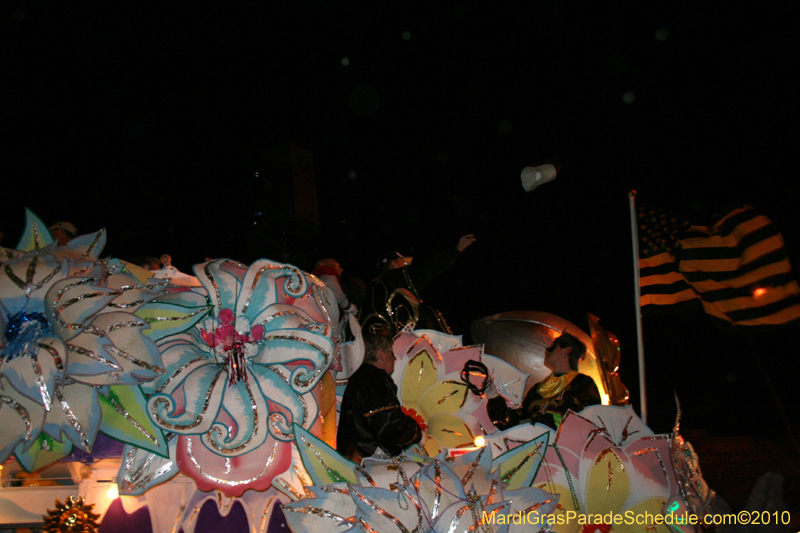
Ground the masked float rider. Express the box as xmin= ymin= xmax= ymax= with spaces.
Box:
xmin=489 ymin=332 xmax=601 ymax=430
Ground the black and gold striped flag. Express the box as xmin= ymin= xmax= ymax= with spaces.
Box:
xmin=638 ymin=205 xmax=800 ymax=329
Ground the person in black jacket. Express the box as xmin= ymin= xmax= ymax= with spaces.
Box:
xmin=489 ymin=332 xmax=601 ymax=430
xmin=336 ymin=334 xmax=423 ymax=462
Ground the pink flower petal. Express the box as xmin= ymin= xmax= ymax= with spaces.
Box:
xmin=218 ymin=308 xmax=234 ymax=324
xmin=250 ymin=325 xmax=264 ymax=341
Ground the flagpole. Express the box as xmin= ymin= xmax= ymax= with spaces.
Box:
xmin=628 ymin=191 xmax=647 ymax=423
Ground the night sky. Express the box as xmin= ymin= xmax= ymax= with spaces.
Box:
xmin=5 ymin=2 xmax=799 ymax=444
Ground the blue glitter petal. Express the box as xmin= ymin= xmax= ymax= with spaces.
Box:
xmin=3 ymin=311 xmax=53 ymax=361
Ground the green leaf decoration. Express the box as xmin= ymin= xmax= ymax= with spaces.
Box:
xmin=14 ymin=434 xmax=72 ymax=472
xmin=293 ymin=424 xmax=358 ymax=486
xmin=135 ymin=298 xmax=211 ymax=342
xmin=99 ymin=385 xmax=169 ymax=457
xmin=493 ymin=431 xmax=550 ymax=490
xmin=16 ymin=208 xmax=54 ymax=251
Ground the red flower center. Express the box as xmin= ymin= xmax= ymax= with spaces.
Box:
xmin=401 ymin=406 xmax=428 ymax=432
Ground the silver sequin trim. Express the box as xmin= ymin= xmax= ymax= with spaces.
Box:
xmin=105 ymin=345 xmax=165 ymax=373
xmin=25 ymin=353 xmax=53 ymax=411
xmin=263 ymin=334 xmax=331 ymax=388
xmin=38 ymin=342 xmax=64 ymax=371
xmin=109 ymin=396 xmax=160 ymax=446
xmin=204 ymin=379 xmax=260 ymax=454
xmin=120 ymin=435 xmax=175 ymax=492
xmin=144 ymin=308 xmax=209 ymax=323
xmin=298 ymin=433 xmax=349 ymax=483
xmin=4 ymin=255 xmax=62 ymax=297
xmin=155 ymin=358 xmax=207 ymax=394
xmin=67 ymin=343 xmax=122 ymax=370
xmin=55 ymin=387 xmax=91 ymax=450
xmin=76 ymin=230 xmax=105 ymax=261
xmin=151 ymin=369 xmax=223 ymax=430
xmin=0 ymin=393 xmax=32 ymax=440
xmin=267 ymin=366 xmax=308 ymax=425
xmin=283 ymin=504 xmax=350 ymax=523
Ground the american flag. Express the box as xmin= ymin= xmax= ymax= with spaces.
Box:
xmin=638 ymin=205 xmax=800 ymax=329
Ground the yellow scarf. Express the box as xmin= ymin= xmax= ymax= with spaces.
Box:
xmin=536 ymin=371 xmax=580 ymax=399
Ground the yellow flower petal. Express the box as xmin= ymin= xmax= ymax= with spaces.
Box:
xmin=586 ymin=448 xmax=630 ymax=516
xmin=418 ymin=380 xmax=468 ymax=419
xmin=426 ymin=414 xmax=474 ymax=449
xmin=402 ymin=348 xmax=438 ymax=405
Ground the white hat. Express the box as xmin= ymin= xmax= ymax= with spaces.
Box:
xmin=521 ymin=164 xmax=557 ymax=192
xmin=49 ymin=221 xmax=78 ymax=235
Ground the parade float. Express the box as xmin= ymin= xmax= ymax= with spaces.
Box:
xmin=1 ymin=210 xmax=715 ymax=533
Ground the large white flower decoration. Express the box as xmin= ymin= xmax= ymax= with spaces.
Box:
xmin=127 ymin=258 xmax=337 ymax=497
xmin=0 ymin=211 xmax=166 ymax=467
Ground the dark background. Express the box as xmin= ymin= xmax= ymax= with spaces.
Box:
xmin=4 ymin=1 xmax=799 ymax=501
